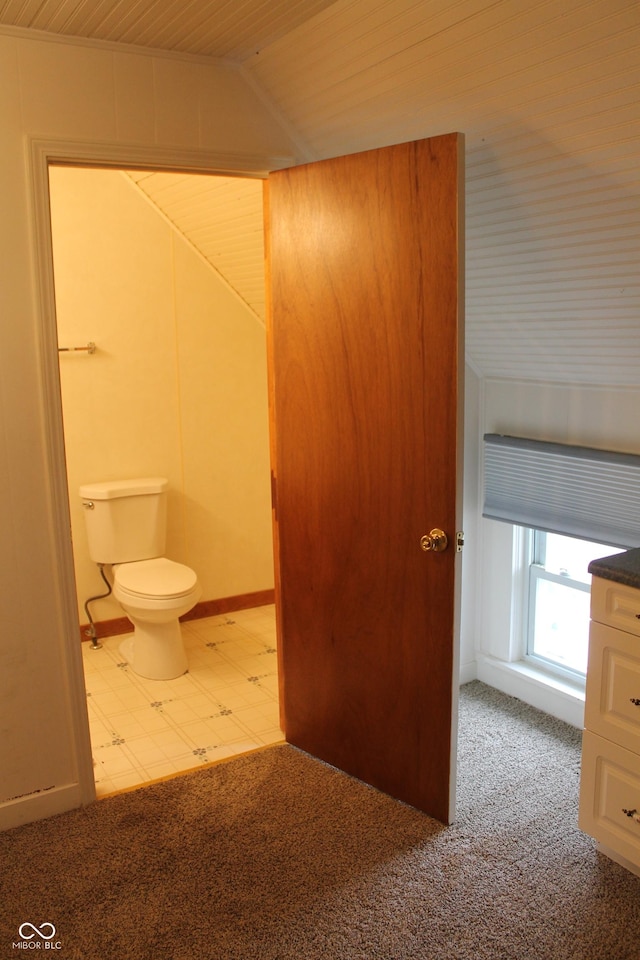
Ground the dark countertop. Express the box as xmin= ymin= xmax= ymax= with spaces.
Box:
xmin=589 ymin=548 xmax=640 ymax=590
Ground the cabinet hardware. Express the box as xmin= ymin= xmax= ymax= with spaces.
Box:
xmin=622 ymin=808 xmax=640 ymax=824
xmin=631 ymin=698 xmax=640 ymax=707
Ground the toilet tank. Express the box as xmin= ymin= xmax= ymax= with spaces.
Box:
xmin=79 ymin=477 xmax=168 ymax=564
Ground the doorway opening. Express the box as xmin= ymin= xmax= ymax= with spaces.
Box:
xmin=48 ymin=162 xmax=282 ymax=797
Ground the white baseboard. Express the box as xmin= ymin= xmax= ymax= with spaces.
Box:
xmin=459 ymin=660 xmax=477 ymax=685
xmin=475 ymin=654 xmax=585 ymax=729
xmin=0 ymin=783 xmax=87 ymax=831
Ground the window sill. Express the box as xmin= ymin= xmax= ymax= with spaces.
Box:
xmin=475 ymin=653 xmax=585 ymax=729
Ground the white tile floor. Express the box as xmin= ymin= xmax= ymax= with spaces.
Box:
xmin=81 ymin=604 xmax=283 ymax=797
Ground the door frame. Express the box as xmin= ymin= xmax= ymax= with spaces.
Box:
xmin=29 ymin=137 xmax=292 ymax=811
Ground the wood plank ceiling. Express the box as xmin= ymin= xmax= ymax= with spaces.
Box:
xmin=2 ymin=0 xmax=638 ymax=385
xmin=0 ymin=0 xmax=338 ymax=58
xmin=126 ymin=170 xmax=266 ymax=322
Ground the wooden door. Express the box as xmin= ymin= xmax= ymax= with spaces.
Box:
xmin=265 ymin=133 xmax=464 ymax=823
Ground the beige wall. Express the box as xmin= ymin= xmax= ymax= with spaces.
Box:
xmin=0 ymin=28 xmax=299 ymax=828
xmin=50 ymin=166 xmax=273 ymax=624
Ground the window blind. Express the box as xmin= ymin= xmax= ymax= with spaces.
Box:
xmin=483 ymin=434 xmax=640 ymax=549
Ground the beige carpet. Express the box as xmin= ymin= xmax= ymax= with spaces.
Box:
xmin=1 ymin=681 xmax=639 ymax=959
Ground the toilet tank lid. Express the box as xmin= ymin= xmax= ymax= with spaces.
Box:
xmin=79 ymin=477 xmax=168 ymax=500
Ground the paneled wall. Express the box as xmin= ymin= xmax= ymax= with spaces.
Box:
xmin=0 ymin=29 xmax=298 ymax=829
xmin=247 ymin=0 xmax=639 ymax=387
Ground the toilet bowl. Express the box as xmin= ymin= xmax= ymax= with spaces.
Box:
xmin=79 ymin=477 xmax=202 ymax=681
xmin=114 ymin=557 xmax=202 ymax=680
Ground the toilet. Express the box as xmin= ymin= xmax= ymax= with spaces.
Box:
xmin=79 ymin=477 xmax=201 ymax=680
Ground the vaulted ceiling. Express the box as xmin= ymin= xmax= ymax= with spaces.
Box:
xmin=4 ymin=0 xmax=638 ymax=385
xmin=125 ymin=169 xmax=267 ymax=322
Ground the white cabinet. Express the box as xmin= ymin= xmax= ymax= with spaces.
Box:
xmin=579 ymin=576 xmax=640 ymax=876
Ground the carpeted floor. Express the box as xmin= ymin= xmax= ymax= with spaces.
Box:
xmin=1 ymin=681 xmax=639 ymax=959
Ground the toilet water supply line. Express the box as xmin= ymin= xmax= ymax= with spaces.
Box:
xmin=83 ymin=563 xmax=112 ymax=650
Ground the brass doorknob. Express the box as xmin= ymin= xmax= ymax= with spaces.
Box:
xmin=420 ymin=529 xmax=448 ymax=552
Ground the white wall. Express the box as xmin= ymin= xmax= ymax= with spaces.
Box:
xmin=475 ymin=377 xmax=640 ymax=725
xmin=0 ymin=28 xmax=299 ymax=829
xmin=50 ymin=166 xmax=273 ymax=625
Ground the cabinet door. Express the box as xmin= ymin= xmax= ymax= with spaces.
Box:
xmin=580 ymin=730 xmax=640 ymax=872
xmin=585 ymin=621 xmax=640 ymax=755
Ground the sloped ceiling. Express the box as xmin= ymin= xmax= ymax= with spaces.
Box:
xmin=3 ymin=0 xmax=639 ymax=385
xmin=126 ymin=170 xmax=266 ymax=322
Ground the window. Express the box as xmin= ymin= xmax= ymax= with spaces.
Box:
xmin=482 ymin=434 xmax=638 ymax=709
xmin=526 ymin=531 xmax=623 ymax=680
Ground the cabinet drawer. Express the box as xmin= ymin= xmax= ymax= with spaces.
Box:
xmin=585 ymin=621 xmax=640 ymax=754
xmin=579 ymin=730 xmax=640 ymax=868
xmin=591 ymin=577 xmax=640 ymax=637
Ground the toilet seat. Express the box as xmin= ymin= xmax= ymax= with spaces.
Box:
xmin=114 ymin=557 xmax=198 ymax=600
